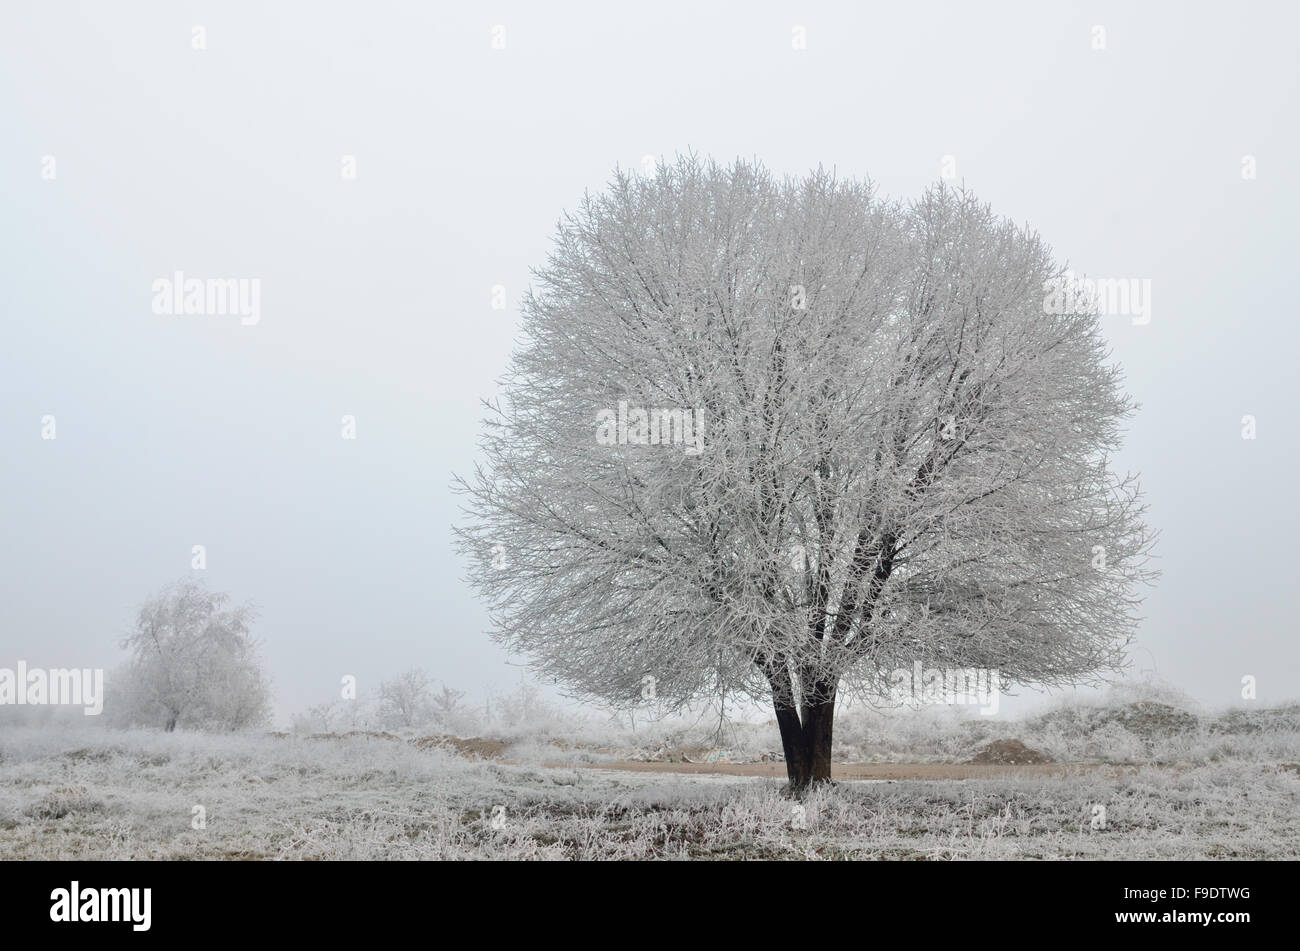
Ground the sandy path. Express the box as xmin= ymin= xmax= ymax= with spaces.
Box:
xmin=543 ymin=760 xmax=1126 ymax=780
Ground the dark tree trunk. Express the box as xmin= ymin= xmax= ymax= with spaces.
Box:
xmin=803 ymin=691 xmax=836 ymax=785
xmin=772 ymin=680 xmax=837 ymax=795
xmin=773 ymin=703 xmax=808 ymax=786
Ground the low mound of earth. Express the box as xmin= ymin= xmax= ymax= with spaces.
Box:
xmin=275 ymin=731 xmax=516 ymax=760
xmin=410 ymin=735 xmax=511 ymax=759
xmin=966 ymin=739 xmax=1054 ymax=765
xmin=1110 ymin=701 xmax=1199 ymax=737
xmin=1033 ymin=701 xmax=1201 ymax=740
xmin=1210 ymin=704 xmax=1300 ymax=735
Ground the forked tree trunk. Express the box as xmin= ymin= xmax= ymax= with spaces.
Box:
xmin=773 ymin=681 xmax=837 ymax=795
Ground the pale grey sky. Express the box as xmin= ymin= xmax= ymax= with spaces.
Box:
xmin=2 ymin=1 xmax=1297 ymax=722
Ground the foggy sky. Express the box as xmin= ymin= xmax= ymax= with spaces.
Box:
xmin=2 ymin=1 xmax=1297 ymax=722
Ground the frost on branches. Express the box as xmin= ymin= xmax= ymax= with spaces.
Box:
xmin=455 ymin=157 xmax=1156 ymax=792
xmin=112 ymin=578 xmax=272 ymax=733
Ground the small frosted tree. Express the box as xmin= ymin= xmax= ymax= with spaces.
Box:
xmin=428 ymin=682 xmax=467 ymax=729
xmin=456 ymin=157 xmax=1155 ymax=792
xmin=116 ymin=578 xmax=272 ymax=732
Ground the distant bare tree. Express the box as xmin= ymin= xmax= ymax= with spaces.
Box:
xmin=290 ymin=700 xmax=343 ymax=734
xmin=378 ymin=668 xmax=432 ymax=729
xmin=456 ymin=157 xmax=1156 ymax=792
xmin=428 ymin=682 xmax=466 ymax=726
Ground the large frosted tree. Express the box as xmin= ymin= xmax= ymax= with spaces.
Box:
xmin=456 ymin=157 xmax=1154 ymax=791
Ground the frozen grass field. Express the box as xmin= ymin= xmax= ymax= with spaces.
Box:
xmin=3 ymin=688 xmax=1297 ymax=860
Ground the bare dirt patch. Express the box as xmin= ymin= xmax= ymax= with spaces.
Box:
xmin=544 ymin=759 xmax=1107 ymax=781
xmin=412 ymin=735 xmax=510 ymax=759
xmin=966 ymin=738 xmax=1054 ymax=765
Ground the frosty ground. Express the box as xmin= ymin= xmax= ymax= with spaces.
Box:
xmin=2 ymin=688 xmax=1296 ymax=860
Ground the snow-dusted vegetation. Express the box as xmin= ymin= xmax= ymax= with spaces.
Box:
xmin=3 ymin=685 xmax=1295 ymax=860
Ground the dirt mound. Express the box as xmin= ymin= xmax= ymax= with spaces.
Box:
xmin=1210 ymin=704 xmax=1300 ymax=736
xmin=967 ymin=738 xmax=1053 ymax=765
xmin=411 ymin=735 xmax=510 ymax=760
xmin=1030 ymin=700 xmax=1201 ymax=744
xmin=1110 ymin=702 xmax=1199 ymax=738
xmin=670 ymin=745 xmax=717 ymax=763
